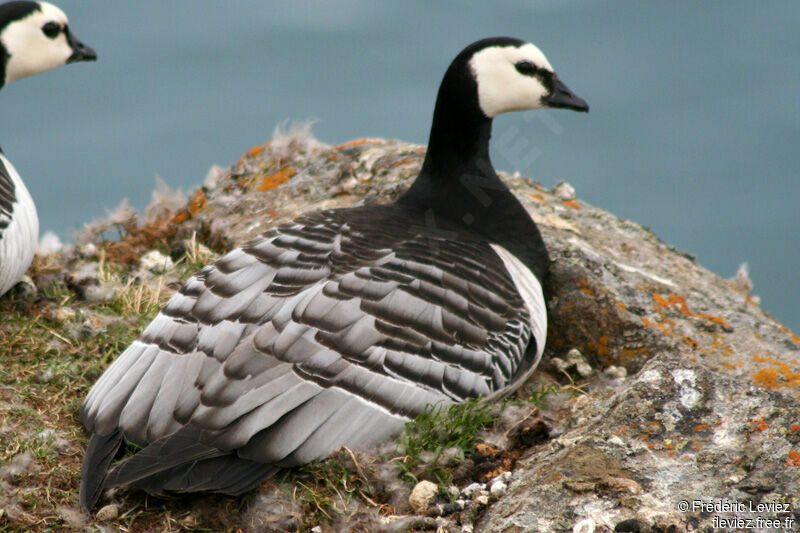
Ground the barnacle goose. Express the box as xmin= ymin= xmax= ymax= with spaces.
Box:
xmin=79 ymin=36 xmax=588 ymax=511
xmin=0 ymin=1 xmax=95 ymax=296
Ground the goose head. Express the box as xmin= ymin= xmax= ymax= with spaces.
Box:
xmin=465 ymin=36 xmax=588 ymax=117
xmin=0 ymin=1 xmax=96 ymax=89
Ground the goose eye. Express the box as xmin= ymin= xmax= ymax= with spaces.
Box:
xmin=514 ymin=61 xmax=538 ymax=76
xmin=42 ymin=22 xmax=61 ymax=39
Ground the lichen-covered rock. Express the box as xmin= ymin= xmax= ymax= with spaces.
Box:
xmin=168 ymin=132 xmax=800 ymax=531
xmin=478 ymin=354 xmax=800 ymax=531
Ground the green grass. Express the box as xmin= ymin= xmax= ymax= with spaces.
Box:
xmin=397 ymin=398 xmax=496 ymax=485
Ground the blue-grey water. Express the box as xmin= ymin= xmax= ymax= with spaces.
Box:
xmin=1 ymin=1 xmax=798 ymax=331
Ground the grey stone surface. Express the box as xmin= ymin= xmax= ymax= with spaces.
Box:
xmin=177 ymin=134 xmax=799 ymax=532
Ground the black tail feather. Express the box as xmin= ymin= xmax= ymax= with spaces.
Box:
xmin=104 ymin=426 xmax=224 ymax=489
xmin=80 ymin=431 xmax=123 ymax=512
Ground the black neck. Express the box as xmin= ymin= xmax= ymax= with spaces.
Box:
xmin=397 ymin=71 xmax=551 ymax=282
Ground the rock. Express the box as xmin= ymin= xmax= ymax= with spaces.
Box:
xmin=53 ymin=306 xmax=77 ymax=322
xmin=167 ymin=137 xmax=799 ymax=531
xmin=9 ymin=275 xmax=37 ymax=301
xmin=488 ymin=478 xmax=507 ymax=497
xmin=139 ymin=250 xmax=174 ymax=273
xmin=552 ymin=347 xmax=594 ymax=378
xmin=552 ymin=181 xmax=576 ymax=200
xmin=603 ymin=365 xmax=627 ymax=379
xmin=95 ymin=504 xmax=118 ymax=521
xmin=408 ymin=480 xmax=438 ymax=514
xmin=461 ymin=482 xmax=486 ymax=501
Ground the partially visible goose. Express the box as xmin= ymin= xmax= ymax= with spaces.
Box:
xmin=80 ymin=36 xmax=588 ymax=511
xmin=0 ymin=1 xmax=96 ymax=296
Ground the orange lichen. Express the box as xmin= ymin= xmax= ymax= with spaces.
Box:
xmin=752 ymin=354 xmax=800 ymax=389
xmin=786 ymin=450 xmax=800 ymax=467
xmin=529 ymin=193 xmax=545 ymax=203
xmin=790 ymin=425 xmax=800 ymax=434
xmin=617 ymin=301 xmax=627 ymax=310
xmin=171 ymin=211 xmax=189 ymax=224
xmin=187 ymin=189 xmax=208 ymax=215
xmin=392 ymin=157 xmax=413 ymax=167
xmin=475 ymin=443 xmax=498 ymax=456
xmin=246 ymin=143 xmax=267 ymax=158
xmin=579 ymin=279 xmax=593 ymax=295
xmin=642 ymin=317 xmax=671 ymax=335
xmin=170 ymin=189 xmax=208 ymax=225
xmin=684 ymin=337 xmax=698 ymax=348
xmin=652 ymin=293 xmax=692 ymax=315
xmin=777 ymin=325 xmax=800 ymax=345
xmin=562 ymin=199 xmax=581 ymax=209
xmin=694 ymin=424 xmax=710 ymax=433
xmin=335 ymin=138 xmax=383 ymax=149
xmin=697 ymin=312 xmax=729 ymax=326
xmin=257 ymin=167 xmax=295 ymax=191
xmin=651 ymin=292 xmax=730 ymax=328
xmin=750 ymin=419 xmax=769 ymax=432
xmin=588 ymin=336 xmax=610 ymax=359
xmin=753 ymin=368 xmax=781 ymax=389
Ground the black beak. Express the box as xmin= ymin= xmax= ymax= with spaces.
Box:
xmin=66 ymin=28 xmax=97 ymax=63
xmin=544 ymin=76 xmax=588 ymax=113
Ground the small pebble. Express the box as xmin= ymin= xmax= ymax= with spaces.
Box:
xmin=604 ymin=365 xmax=627 ymax=379
xmin=552 ymin=181 xmax=576 ymax=200
xmin=489 ymin=479 xmax=507 ymax=496
xmin=461 ymin=482 xmax=485 ymax=498
xmin=573 ymin=517 xmax=596 ymax=533
xmin=54 ymin=307 xmax=77 ymax=322
xmin=408 ymin=480 xmax=438 ymax=513
xmin=96 ymin=504 xmax=119 ymax=522
xmin=139 ymin=250 xmax=174 ymax=273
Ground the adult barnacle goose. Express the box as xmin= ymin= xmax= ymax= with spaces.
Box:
xmin=0 ymin=1 xmax=96 ymax=296
xmin=80 ymin=36 xmax=588 ymax=511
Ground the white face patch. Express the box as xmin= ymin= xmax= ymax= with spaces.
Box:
xmin=2 ymin=2 xmax=73 ymax=84
xmin=469 ymin=43 xmax=554 ymax=118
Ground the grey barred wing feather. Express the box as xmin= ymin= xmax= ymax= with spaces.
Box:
xmin=79 ymin=208 xmax=538 ymax=510
xmin=0 ymin=154 xmax=15 ymax=241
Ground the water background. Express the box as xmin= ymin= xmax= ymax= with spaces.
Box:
xmin=1 ymin=1 xmax=798 ymax=331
